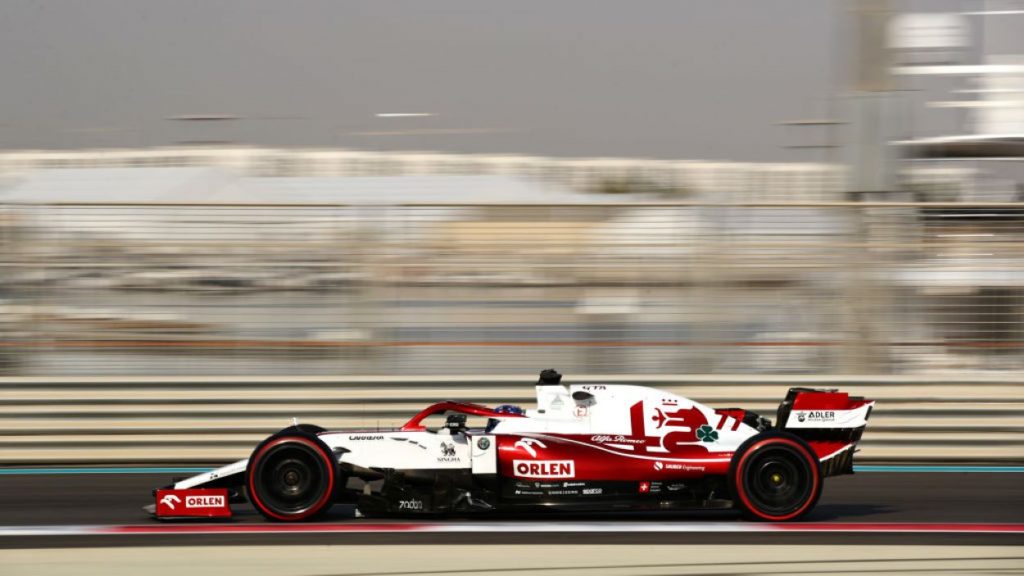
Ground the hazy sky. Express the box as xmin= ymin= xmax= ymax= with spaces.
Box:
xmin=1 ymin=1 xmax=1020 ymax=160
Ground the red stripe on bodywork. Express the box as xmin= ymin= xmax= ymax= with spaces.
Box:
xmin=629 ymin=401 xmax=645 ymax=437
xmin=806 ymin=440 xmax=854 ymax=460
xmin=401 ymin=401 xmax=525 ymax=431
xmin=714 ymin=409 xmax=746 ymax=431
xmin=496 ymin=434 xmax=730 ymax=480
xmin=791 ymin=392 xmax=870 ymax=411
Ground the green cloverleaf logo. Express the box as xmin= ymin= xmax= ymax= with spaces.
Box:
xmin=696 ymin=425 xmax=718 ymax=443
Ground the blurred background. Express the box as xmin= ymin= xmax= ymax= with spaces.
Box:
xmin=0 ymin=0 xmax=1022 ymax=464
xmin=1 ymin=5 xmax=1024 ymax=576
xmin=0 ymin=157 xmax=1022 ymax=378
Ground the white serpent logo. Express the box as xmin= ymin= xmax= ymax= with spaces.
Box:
xmin=514 ymin=438 xmax=547 ymax=458
xmin=159 ymin=494 xmax=181 ymax=510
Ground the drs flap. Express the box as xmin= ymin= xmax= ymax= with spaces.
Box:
xmin=155 ymin=488 xmax=231 ymax=518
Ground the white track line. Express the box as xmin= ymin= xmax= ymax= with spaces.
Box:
xmin=0 ymin=521 xmax=1022 ymax=537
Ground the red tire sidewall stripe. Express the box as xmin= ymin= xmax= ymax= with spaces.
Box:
xmin=248 ymin=436 xmax=336 ymax=521
xmin=734 ymin=437 xmax=820 ymax=522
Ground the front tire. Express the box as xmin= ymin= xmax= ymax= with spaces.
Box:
xmin=246 ymin=435 xmax=336 ymax=522
xmin=728 ymin=432 xmax=821 ymax=521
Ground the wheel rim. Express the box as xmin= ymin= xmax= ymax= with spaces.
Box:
xmin=741 ymin=444 xmax=814 ymax=517
xmin=253 ymin=442 xmax=330 ymax=516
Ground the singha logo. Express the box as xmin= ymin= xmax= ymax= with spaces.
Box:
xmin=437 ymin=441 xmax=459 ymax=463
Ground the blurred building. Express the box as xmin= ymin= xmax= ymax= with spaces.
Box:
xmin=0 ymin=147 xmax=1021 ymax=378
xmin=0 ymin=146 xmax=844 ymax=202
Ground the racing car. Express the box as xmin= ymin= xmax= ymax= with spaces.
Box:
xmin=151 ymin=369 xmax=874 ymax=522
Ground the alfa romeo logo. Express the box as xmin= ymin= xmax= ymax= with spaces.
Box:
xmin=696 ymin=425 xmax=718 ymax=443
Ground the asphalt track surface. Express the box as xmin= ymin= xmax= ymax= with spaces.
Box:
xmin=0 ymin=471 xmax=1022 ymax=548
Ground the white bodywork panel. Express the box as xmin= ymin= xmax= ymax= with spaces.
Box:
xmin=322 ymin=428 xmax=472 ymax=470
xmin=785 ymin=404 xmax=873 ymax=429
xmin=470 ymin=435 xmax=497 ymax=474
xmin=174 ymin=383 xmax=759 ymax=489
xmin=175 ymin=459 xmax=248 ymax=489
xmin=498 ymin=384 xmax=758 ymax=455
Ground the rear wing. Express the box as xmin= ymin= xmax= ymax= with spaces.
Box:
xmin=776 ymin=388 xmax=875 ymax=477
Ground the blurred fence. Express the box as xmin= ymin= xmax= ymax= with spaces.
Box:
xmin=1 ymin=201 xmax=1023 ymax=376
xmin=0 ymin=374 xmax=1020 ymax=464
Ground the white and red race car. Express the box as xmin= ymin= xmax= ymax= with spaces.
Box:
xmin=152 ymin=370 xmax=874 ymax=522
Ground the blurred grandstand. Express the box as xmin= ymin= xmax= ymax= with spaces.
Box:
xmin=0 ymin=147 xmax=1021 ymax=377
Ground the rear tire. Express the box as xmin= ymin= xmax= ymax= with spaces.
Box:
xmin=246 ymin=435 xmax=336 ymax=522
xmin=728 ymin=432 xmax=821 ymax=522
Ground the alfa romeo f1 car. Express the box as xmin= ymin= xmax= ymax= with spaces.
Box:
xmin=151 ymin=369 xmax=874 ymax=522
